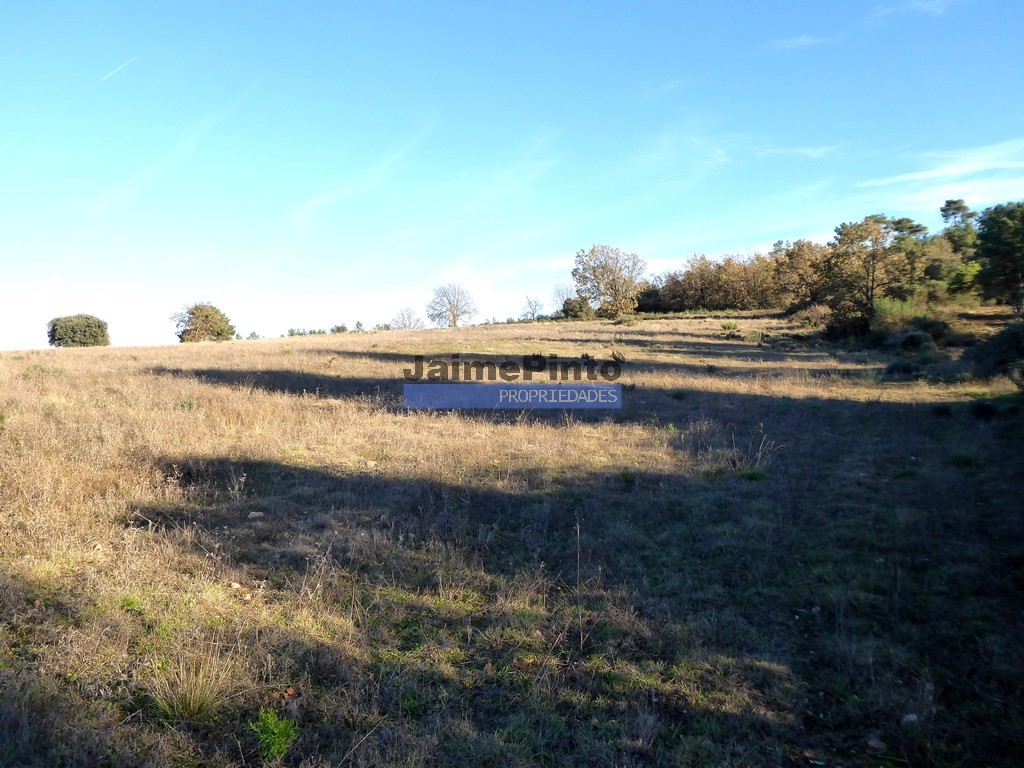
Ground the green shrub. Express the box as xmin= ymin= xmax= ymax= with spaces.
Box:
xmin=873 ymin=298 xmax=923 ymax=331
xmin=825 ymin=310 xmax=870 ymax=340
xmin=885 ymin=360 xmax=922 ymax=377
xmin=561 ymin=297 xmax=596 ymax=320
xmin=949 ymin=260 xmax=983 ymax=293
xmin=911 ymin=317 xmax=951 ymax=343
xmin=971 ymin=321 xmax=1024 ymax=390
xmin=172 ymin=304 xmax=235 ymax=343
xmin=789 ymin=303 xmax=832 ymax=328
xmin=899 ymin=330 xmax=938 ymax=354
xmin=249 ymin=708 xmax=299 ymax=763
xmin=46 ymin=314 xmax=110 ymax=347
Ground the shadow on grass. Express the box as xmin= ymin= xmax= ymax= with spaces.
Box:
xmin=5 ymin=378 xmax=1024 ymax=764
xmin=127 ymin=378 xmax=1024 ymax=767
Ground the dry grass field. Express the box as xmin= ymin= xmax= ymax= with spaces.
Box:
xmin=1 ymin=310 xmax=1021 ymax=767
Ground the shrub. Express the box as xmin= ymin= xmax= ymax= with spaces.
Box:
xmin=886 ymin=360 xmax=923 ymax=378
xmin=898 ymin=330 xmax=938 ymax=354
xmin=788 ymin=303 xmax=831 ymax=328
xmin=873 ymin=298 xmax=922 ymax=331
xmin=971 ymin=321 xmax=1024 ymax=390
xmin=561 ymin=297 xmax=596 ymax=320
xmin=249 ymin=708 xmax=299 ymax=763
xmin=172 ymin=304 xmax=235 ymax=343
xmin=824 ymin=310 xmax=870 ymax=340
xmin=46 ymin=314 xmax=110 ymax=347
xmin=911 ymin=317 xmax=951 ymax=344
xmin=949 ymin=260 xmax=982 ymax=293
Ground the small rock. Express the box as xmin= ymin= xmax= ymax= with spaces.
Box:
xmin=247 ymin=511 xmax=264 ymax=520
xmin=867 ymin=736 xmax=887 ymax=752
xmin=229 ymin=582 xmax=242 ymax=589
xmin=901 ymin=713 xmax=920 ymax=727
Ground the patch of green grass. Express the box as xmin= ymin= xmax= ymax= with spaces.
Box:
xmin=249 ymin=708 xmax=299 ymax=763
xmin=119 ymin=595 xmax=146 ymax=616
xmin=20 ymin=363 xmax=65 ymax=379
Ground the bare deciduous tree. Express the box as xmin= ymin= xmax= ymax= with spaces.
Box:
xmin=521 ymin=296 xmax=544 ymax=321
xmin=552 ymin=282 xmax=574 ymax=307
xmin=391 ymin=307 xmax=426 ymax=330
xmin=426 ymin=284 xmax=477 ymax=328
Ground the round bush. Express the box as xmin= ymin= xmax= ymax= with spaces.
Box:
xmin=899 ymin=330 xmax=938 ymax=354
xmin=47 ymin=314 xmax=110 ymax=347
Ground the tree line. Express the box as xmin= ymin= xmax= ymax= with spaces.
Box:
xmin=613 ymin=199 xmax=1022 ymax=336
xmin=43 ymin=198 xmax=1022 ymax=347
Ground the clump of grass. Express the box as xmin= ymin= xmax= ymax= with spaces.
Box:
xmin=178 ymin=398 xmax=198 ymax=410
xmin=719 ymin=321 xmax=742 ymax=340
xmin=142 ymin=637 xmax=243 ymax=723
xmin=249 ymin=708 xmax=299 ymax=763
xmin=20 ymin=363 xmax=65 ymax=379
xmin=120 ymin=595 xmax=146 ymax=616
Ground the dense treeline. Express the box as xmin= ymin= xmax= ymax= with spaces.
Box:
xmin=633 ymin=199 xmax=1022 ymax=336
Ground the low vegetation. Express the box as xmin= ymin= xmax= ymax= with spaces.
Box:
xmin=0 ymin=310 xmax=1021 ymax=766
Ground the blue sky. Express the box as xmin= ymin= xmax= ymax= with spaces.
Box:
xmin=2 ymin=0 xmax=1022 ymax=349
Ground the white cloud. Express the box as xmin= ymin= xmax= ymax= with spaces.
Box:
xmin=856 ymin=137 xmax=1024 ymax=188
xmin=762 ymin=34 xmax=836 ymax=53
xmin=870 ymin=0 xmax=971 ymax=18
xmin=89 ymin=87 xmax=254 ymax=215
xmin=639 ymin=76 xmax=701 ymax=101
xmin=754 ymin=144 xmax=840 ymax=160
xmin=88 ymin=55 xmax=139 ymax=89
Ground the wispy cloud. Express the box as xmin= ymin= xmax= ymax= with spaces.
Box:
xmin=856 ymin=137 xmax=1024 ymax=188
xmin=854 ymin=137 xmax=1024 ymax=214
xmin=755 ymin=144 xmax=841 ymax=160
xmin=870 ymin=0 xmax=969 ymax=18
xmin=89 ymin=85 xmax=255 ymax=214
xmin=288 ymin=128 xmax=432 ymax=231
xmin=639 ymin=76 xmax=701 ymax=102
xmin=88 ymin=55 xmax=138 ymax=90
xmin=632 ymin=128 xmax=729 ymax=170
xmin=762 ymin=34 xmax=837 ymax=53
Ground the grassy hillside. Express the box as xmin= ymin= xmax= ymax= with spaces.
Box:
xmin=1 ymin=311 xmax=1021 ymax=767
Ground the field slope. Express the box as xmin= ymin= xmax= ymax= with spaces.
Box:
xmin=1 ymin=312 xmax=1021 ymax=767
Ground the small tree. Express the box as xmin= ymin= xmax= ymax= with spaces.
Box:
xmin=977 ymin=201 xmax=1024 ymax=314
xmin=47 ymin=314 xmax=110 ymax=347
xmin=571 ymin=245 xmax=647 ymax=317
xmin=561 ymin=297 xmax=596 ymax=319
xmin=426 ymin=284 xmax=477 ymax=328
xmin=821 ymin=215 xmax=921 ymax=334
xmin=941 ymin=199 xmax=979 ymax=259
xmin=552 ymin=282 xmax=574 ymax=308
xmin=391 ymin=307 xmax=425 ymax=330
xmin=521 ymin=296 xmax=544 ymax=321
xmin=172 ymin=303 xmax=235 ymax=343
